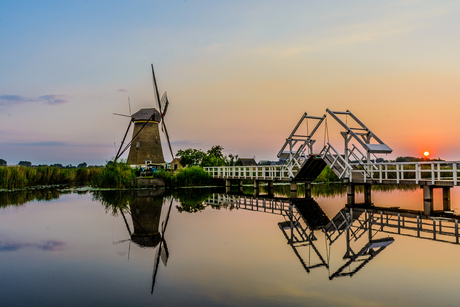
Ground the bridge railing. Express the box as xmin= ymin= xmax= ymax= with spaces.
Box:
xmin=203 ymin=165 xmax=292 ymax=180
xmin=363 ymin=161 xmax=460 ymax=184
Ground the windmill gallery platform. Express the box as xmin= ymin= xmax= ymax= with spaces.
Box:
xmin=204 ymin=109 xmax=460 ymax=214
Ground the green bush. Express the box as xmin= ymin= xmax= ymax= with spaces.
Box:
xmin=314 ymin=166 xmax=340 ymax=183
xmin=90 ymin=161 xmax=136 ymax=188
xmin=174 ymin=166 xmax=212 ymax=187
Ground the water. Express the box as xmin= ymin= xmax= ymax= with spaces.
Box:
xmin=1 ymin=185 xmax=460 ymax=306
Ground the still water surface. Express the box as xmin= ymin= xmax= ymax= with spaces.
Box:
xmin=1 ymin=185 xmax=460 ymax=306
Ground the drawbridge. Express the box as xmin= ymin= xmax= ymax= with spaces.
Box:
xmin=204 ymin=109 xmax=460 ymax=209
xmin=205 ymin=109 xmax=460 ymax=186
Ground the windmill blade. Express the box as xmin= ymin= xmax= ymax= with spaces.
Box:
xmin=161 ymin=239 xmax=169 ymax=266
xmin=128 ymin=97 xmax=132 ymax=116
xmin=151 ymin=198 xmax=174 ymax=294
xmin=161 ymin=92 xmax=169 ymax=117
xmin=161 ymin=120 xmax=174 ymax=159
xmin=151 ymin=64 xmax=163 ymax=112
xmin=113 ymin=113 xmax=131 ymax=118
xmin=115 ymin=121 xmax=132 ymax=161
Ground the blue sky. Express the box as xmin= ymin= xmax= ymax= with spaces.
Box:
xmin=1 ymin=1 xmax=460 ymax=165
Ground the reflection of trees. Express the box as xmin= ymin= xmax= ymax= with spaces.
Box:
xmin=172 ymin=188 xmax=222 ymax=213
xmin=0 ymin=189 xmax=65 ymax=208
xmin=273 ymin=183 xmax=418 ymax=198
xmin=91 ymin=190 xmax=138 ymax=215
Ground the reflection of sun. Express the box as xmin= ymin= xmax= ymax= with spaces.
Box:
xmin=424 ymin=151 xmax=430 ymax=157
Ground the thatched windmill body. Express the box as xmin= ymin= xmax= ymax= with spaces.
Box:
xmin=114 ymin=64 xmax=174 ymax=167
xmin=126 ymin=108 xmax=164 ymax=166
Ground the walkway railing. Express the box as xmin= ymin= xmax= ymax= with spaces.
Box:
xmin=203 ymin=165 xmax=293 ymax=181
xmin=203 ymin=156 xmax=460 ymax=186
xmin=356 ymin=161 xmax=460 ymax=185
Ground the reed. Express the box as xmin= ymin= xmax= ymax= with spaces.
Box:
xmin=90 ymin=161 xmax=136 ymax=188
xmin=0 ymin=166 xmax=104 ymax=189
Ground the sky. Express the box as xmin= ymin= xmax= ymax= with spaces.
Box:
xmin=1 ymin=0 xmax=460 ymax=165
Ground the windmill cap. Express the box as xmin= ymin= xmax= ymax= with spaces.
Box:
xmin=131 ymin=108 xmax=161 ymax=122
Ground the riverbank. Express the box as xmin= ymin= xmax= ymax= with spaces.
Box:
xmin=0 ymin=163 xmax=340 ymax=190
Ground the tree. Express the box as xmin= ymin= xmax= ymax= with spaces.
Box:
xmin=176 ymin=145 xmax=236 ymax=167
xmin=176 ymin=148 xmax=206 ymax=166
xmin=207 ymin=145 xmax=224 ymax=159
xmin=201 ymin=145 xmax=227 ymax=167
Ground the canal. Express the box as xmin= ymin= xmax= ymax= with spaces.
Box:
xmin=0 ymin=185 xmax=459 ymax=306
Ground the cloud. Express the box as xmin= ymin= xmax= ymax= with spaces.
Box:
xmin=7 ymin=141 xmax=67 ymax=146
xmin=0 ymin=95 xmax=34 ymax=105
xmin=118 ymin=89 xmax=128 ymax=92
xmin=0 ymin=240 xmax=66 ymax=252
xmin=38 ymin=95 xmax=68 ymax=105
xmin=0 ymin=94 xmax=68 ymax=106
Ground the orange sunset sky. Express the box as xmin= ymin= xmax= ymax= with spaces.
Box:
xmin=1 ymin=1 xmax=459 ymax=164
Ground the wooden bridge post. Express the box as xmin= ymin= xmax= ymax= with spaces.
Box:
xmin=423 ymin=185 xmax=434 ymax=215
xmin=347 ymin=184 xmax=355 ymax=205
xmin=239 ymin=180 xmax=243 ymax=193
xmin=443 ymin=187 xmax=451 ymax=211
xmin=225 ymin=179 xmax=231 ymax=193
xmin=254 ymin=180 xmax=260 ymax=196
xmin=304 ymin=182 xmax=312 ymax=198
xmin=268 ymin=181 xmax=274 ymax=197
xmin=290 ymin=182 xmax=297 ymax=199
xmin=364 ymin=184 xmax=372 ymax=204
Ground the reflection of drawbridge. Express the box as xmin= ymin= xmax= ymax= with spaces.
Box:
xmin=206 ymin=194 xmax=330 ymax=273
xmin=278 ymin=204 xmax=329 ymax=273
xmin=206 ymin=193 xmax=399 ymax=280
xmin=114 ymin=190 xmax=173 ymax=293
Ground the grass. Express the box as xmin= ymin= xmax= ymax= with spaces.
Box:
xmin=151 ymin=166 xmax=214 ymax=187
xmin=0 ymin=166 xmax=103 ymax=189
xmin=0 ymin=162 xmax=215 ymax=190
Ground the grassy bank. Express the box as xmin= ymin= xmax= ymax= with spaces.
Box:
xmin=0 ymin=163 xmax=343 ymax=190
xmin=150 ymin=166 xmax=214 ymax=187
xmin=0 ymin=163 xmax=213 ymax=190
xmin=0 ymin=166 xmax=103 ymax=189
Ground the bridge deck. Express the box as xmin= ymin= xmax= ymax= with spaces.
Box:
xmin=204 ymin=158 xmax=460 ymax=186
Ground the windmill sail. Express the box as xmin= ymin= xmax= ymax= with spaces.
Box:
xmin=151 ymin=64 xmax=174 ymax=159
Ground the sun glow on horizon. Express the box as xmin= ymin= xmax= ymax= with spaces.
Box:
xmin=424 ymin=151 xmax=430 ymax=157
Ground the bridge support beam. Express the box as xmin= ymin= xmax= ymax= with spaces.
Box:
xmin=423 ymin=186 xmax=434 ymax=215
xmin=268 ymin=181 xmax=274 ymax=197
xmin=443 ymin=187 xmax=451 ymax=211
xmin=364 ymin=184 xmax=372 ymax=204
xmin=304 ymin=182 xmax=312 ymax=198
xmin=290 ymin=182 xmax=297 ymax=199
xmin=239 ymin=180 xmax=243 ymax=193
xmin=347 ymin=184 xmax=355 ymax=205
xmin=254 ymin=180 xmax=260 ymax=196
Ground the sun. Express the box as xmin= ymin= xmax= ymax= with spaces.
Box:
xmin=424 ymin=151 xmax=430 ymax=157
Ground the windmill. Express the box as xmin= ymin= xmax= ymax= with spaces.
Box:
xmin=114 ymin=64 xmax=174 ymax=167
xmin=113 ymin=191 xmax=173 ymax=293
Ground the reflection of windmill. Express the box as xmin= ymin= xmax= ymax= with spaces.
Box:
xmin=115 ymin=190 xmax=173 ymax=293
xmin=114 ymin=64 xmax=174 ymax=166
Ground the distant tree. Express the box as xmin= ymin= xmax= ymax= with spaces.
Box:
xmin=228 ymin=154 xmax=239 ymax=166
xmin=201 ymin=145 xmax=228 ymax=167
xmin=176 ymin=149 xmax=206 ymax=167
xmin=207 ymin=145 xmax=225 ymax=160
xmin=77 ymin=162 xmax=87 ymax=168
xmin=18 ymin=161 xmax=32 ymax=167
xmin=0 ymin=159 xmax=6 ymax=166
xmin=176 ymin=145 xmax=236 ymax=167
